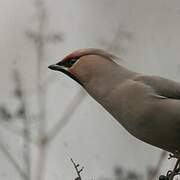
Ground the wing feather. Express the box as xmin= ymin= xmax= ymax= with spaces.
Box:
xmin=133 ymin=75 xmax=180 ymax=99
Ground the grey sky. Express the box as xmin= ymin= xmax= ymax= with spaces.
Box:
xmin=0 ymin=0 xmax=180 ymax=179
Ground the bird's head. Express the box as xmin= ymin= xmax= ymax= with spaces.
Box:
xmin=48 ymin=48 xmax=118 ymax=86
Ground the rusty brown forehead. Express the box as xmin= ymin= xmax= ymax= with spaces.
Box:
xmin=61 ymin=49 xmax=97 ymax=62
xmin=56 ymin=48 xmax=117 ymax=65
xmin=55 ymin=50 xmax=81 ymax=65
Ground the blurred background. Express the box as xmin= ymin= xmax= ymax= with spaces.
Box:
xmin=0 ymin=0 xmax=180 ymax=179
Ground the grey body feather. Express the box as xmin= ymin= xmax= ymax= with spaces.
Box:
xmin=82 ymin=58 xmax=180 ymax=153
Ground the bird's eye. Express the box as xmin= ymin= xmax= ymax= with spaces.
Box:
xmin=65 ymin=58 xmax=78 ymax=67
xmin=69 ymin=59 xmax=77 ymax=65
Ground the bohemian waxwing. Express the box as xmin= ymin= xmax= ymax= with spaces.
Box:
xmin=49 ymin=48 xmax=180 ymax=153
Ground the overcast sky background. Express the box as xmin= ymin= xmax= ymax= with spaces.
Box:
xmin=0 ymin=0 xmax=180 ymax=179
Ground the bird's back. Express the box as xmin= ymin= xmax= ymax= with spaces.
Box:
xmin=86 ymin=71 xmax=180 ymax=153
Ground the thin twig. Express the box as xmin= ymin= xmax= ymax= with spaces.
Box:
xmin=0 ymin=120 xmax=25 ymax=137
xmin=0 ymin=120 xmax=36 ymax=144
xmin=71 ymin=158 xmax=84 ymax=180
xmin=13 ymin=68 xmax=32 ymax=180
xmin=148 ymin=151 xmax=167 ymax=180
xmin=169 ymin=159 xmax=180 ymax=180
xmin=0 ymin=140 xmax=27 ymax=179
xmin=29 ymin=0 xmax=62 ymax=179
xmin=43 ymin=90 xmax=86 ymax=144
xmin=22 ymin=101 xmax=31 ymax=180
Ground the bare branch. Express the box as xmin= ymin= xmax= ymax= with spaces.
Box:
xmin=0 ymin=140 xmax=27 ymax=180
xmin=35 ymin=144 xmax=47 ymax=180
xmin=46 ymin=33 xmax=64 ymax=43
xmin=25 ymin=30 xmax=39 ymax=44
xmin=71 ymin=158 xmax=84 ymax=180
xmin=0 ymin=105 xmax=12 ymax=121
xmin=27 ymin=0 xmax=63 ymax=179
xmin=12 ymin=67 xmax=32 ymax=180
xmin=99 ymin=24 xmax=133 ymax=56
xmin=0 ymin=120 xmax=37 ymax=145
xmin=148 ymin=151 xmax=167 ymax=180
xmin=43 ymin=90 xmax=86 ymax=144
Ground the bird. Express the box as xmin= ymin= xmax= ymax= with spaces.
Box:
xmin=48 ymin=48 xmax=180 ymax=154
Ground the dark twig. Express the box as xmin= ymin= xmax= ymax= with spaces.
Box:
xmin=71 ymin=158 xmax=84 ymax=180
xmin=159 ymin=151 xmax=180 ymax=180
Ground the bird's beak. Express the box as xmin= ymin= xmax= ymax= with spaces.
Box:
xmin=48 ymin=63 xmax=82 ymax=86
xmin=48 ymin=64 xmax=68 ymax=72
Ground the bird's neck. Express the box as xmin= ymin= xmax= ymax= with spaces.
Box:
xmin=84 ymin=64 xmax=137 ymax=100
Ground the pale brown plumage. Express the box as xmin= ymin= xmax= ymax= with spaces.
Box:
xmin=49 ymin=48 xmax=180 ymax=153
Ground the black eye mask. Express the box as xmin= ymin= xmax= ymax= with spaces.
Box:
xmin=57 ymin=57 xmax=79 ymax=68
xmin=48 ymin=57 xmax=83 ymax=86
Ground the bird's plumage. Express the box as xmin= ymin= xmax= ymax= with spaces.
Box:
xmin=49 ymin=48 xmax=180 ymax=153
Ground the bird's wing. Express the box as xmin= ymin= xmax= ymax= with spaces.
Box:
xmin=133 ymin=75 xmax=180 ymax=99
xmin=129 ymin=76 xmax=180 ymax=152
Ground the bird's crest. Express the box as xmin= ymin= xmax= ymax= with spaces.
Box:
xmin=59 ymin=48 xmax=120 ymax=64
